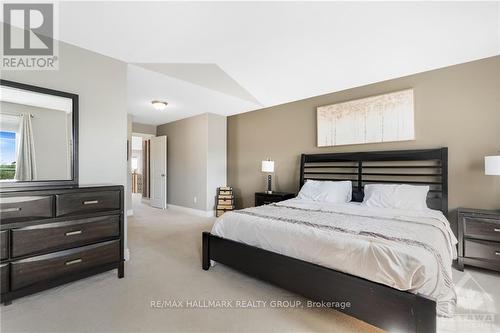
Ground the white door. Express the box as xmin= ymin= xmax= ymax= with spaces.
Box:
xmin=150 ymin=135 xmax=167 ymax=209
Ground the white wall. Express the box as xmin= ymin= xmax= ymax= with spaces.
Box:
xmin=132 ymin=122 xmax=157 ymax=135
xmin=1 ymin=41 xmax=128 ymax=187
xmin=157 ymin=112 xmax=226 ymax=214
xmin=2 ymin=38 xmax=129 ymax=251
xmin=156 ymin=114 xmax=208 ymax=210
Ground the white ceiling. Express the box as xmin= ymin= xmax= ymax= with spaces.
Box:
xmin=127 ymin=64 xmax=260 ymax=124
xmin=133 ymin=63 xmax=262 ymax=105
xmin=57 ymin=1 xmax=499 ymax=125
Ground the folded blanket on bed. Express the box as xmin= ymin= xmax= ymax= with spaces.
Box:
xmin=211 ymin=199 xmax=457 ymax=317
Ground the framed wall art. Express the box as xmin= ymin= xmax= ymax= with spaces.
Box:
xmin=317 ymin=89 xmax=415 ymax=147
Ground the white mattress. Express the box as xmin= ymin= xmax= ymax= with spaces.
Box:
xmin=211 ymin=198 xmax=457 ymax=317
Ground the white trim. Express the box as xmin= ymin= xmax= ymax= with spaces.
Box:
xmin=127 ymin=209 xmax=134 ymax=216
xmin=124 ymin=248 xmax=130 ymax=261
xmin=131 ymin=132 xmax=156 ymax=138
xmin=168 ymin=204 xmax=215 ymax=218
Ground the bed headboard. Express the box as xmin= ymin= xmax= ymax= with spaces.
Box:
xmin=299 ymin=148 xmax=448 ymax=214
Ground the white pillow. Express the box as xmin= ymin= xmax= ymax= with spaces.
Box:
xmin=362 ymin=184 xmax=429 ymax=211
xmin=297 ymin=180 xmax=352 ymax=203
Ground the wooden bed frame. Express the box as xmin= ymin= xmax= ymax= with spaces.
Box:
xmin=202 ymin=148 xmax=448 ymax=333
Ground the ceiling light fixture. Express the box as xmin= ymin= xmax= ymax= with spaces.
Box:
xmin=151 ymin=100 xmax=168 ymax=110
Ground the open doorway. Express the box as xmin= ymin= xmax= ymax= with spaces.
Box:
xmin=131 ymin=133 xmax=153 ymax=208
xmin=131 ymin=133 xmax=167 ymax=210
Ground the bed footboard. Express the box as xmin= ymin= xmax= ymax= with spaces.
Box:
xmin=202 ymin=231 xmax=211 ymax=270
xmin=202 ymin=232 xmax=436 ymax=333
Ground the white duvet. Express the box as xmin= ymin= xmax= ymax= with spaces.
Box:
xmin=211 ymin=198 xmax=458 ymax=317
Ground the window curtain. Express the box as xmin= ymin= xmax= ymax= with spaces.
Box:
xmin=15 ymin=113 xmax=37 ymax=181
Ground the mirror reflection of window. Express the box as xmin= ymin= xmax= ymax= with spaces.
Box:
xmin=0 ymin=131 xmax=17 ymax=180
xmin=0 ymin=85 xmax=73 ymax=182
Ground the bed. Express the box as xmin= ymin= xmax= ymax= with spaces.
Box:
xmin=202 ymin=148 xmax=454 ymax=333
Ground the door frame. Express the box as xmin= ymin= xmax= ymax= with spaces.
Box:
xmin=150 ymin=135 xmax=167 ymax=209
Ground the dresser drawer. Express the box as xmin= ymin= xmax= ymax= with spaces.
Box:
xmin=0 ymin=263 xmax=9 ymax=294
xmin=464 ymin=239 xmax=500 ymax=262
xmin=56 ymin=191 xmax=120 ymax=216
xmin=0 ymin=196 xmax=53 ymax=223
xmin=463 ymin=216 xmax=500 ymax=242
xmin=11 ymin=215 xmax=120 ymax=258
xmin=10 ymin=240 xmax=120 ymax=290
xmin=0 ymin=230 xmax=8 ymax=260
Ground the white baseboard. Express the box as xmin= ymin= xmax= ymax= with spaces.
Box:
xmin=124 ymin=248 xmax=130 ymax=261
xmin=127 ymin=209 xmax=134 ymax=217
xmin=168 ymin=204 xmax=215 ymax=218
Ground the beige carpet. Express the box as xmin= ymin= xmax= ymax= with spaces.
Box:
xmin=2 ymin=195 xmax=499 ymax=333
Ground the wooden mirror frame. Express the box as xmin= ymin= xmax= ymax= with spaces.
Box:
xmin=0 ymin=79 xmax=79 ymax=191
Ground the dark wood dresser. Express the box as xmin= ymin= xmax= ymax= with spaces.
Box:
xmin=255 ymin=192 xmax=295 ymax=206
xmin=0 ymin=185 xmax=124 ymax=304
xmin=457 ymin=208 xmax=500 ymax=272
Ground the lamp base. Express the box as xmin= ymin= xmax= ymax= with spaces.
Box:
xmin=265 ymin=190 xmax=273 ymax=194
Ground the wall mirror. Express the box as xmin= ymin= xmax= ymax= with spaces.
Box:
xmin=0 ymin=80 xmax=78 ymax=189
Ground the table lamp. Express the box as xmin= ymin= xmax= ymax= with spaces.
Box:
xmin=261 ymin=159 xmax=275 ymax=194
xmin=485 ymin=155 xmax=500 ymax=176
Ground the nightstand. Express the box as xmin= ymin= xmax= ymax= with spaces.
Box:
xmin=457 ymin=208 xmax=500 ymax=272
xmin=255 ymin=192 xmax=295 ymax=206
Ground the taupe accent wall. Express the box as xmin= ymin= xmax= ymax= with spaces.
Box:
xmin=227 ymin=56 xmax=500 ymax=212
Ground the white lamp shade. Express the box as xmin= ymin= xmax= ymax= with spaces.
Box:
xmin=485 ymin=156 xmax=500 ymax=175
xmin=261 ymin=160 xmax=275 ymax=173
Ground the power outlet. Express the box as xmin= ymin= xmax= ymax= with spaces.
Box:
xmin=193 ymin=196 xmax=197 ymax=204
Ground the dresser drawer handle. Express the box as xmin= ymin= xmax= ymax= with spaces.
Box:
xmin=494 ymin=228 xmax=500 ymax=232
xmin=83 ymin=200 xmax=99 ymax=205
xmin=64 ymin=258 xmax=83 ymax=266
xmin=0 ymin=207 xmax=21 ymax=213
xmin=496 ymin=251 xmax=500 ymax=256
xmin=65 ymin=258 xmax=82 ymax=266
xmin=65 ymin=230 xmax=82 ymax=236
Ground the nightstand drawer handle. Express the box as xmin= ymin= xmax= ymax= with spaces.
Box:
xmin=0 ymin=207 xmax=21 ymax=213
xmin=496 ymin=251 xmax=500 ymax=256
xmin=494 ymin=228 xmax=500 ymax=232
xmin=65 ymin=230 xmax=82 ymax=236
xmin=83 ymin=200 xmax=99 ymax=205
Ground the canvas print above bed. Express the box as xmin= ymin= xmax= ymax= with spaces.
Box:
xmin=317 ymin=89 xmax=415 ymax=147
